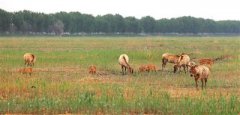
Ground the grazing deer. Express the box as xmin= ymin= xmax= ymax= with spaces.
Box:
xmin=174 ymin=54 xmax=190 ymax=73
xmin=162 ymin=53 xmax=181 ymax=70
xmin=23 ymin=53 xmax=36 ymax=66
xmin=118 ymin=54 xmax=134 ymax=75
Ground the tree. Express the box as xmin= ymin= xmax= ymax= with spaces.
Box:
xmin=124 ymin=16 xmax=141 ymax=33
xmin=113 ymin=14 xmax=125 ymax=33
xmin=9 ymin=23 xmax=17 ymax=33
xmin=140 ymin=16 xmax=156 ymax=33
xmin=51 ymin=20 xmax=64 ymax=35
xmin=1 ymin=8 xmax=240 ymax=35
xmin=22 ymin=21 xmax=32 ymax=34
xmin=0 ymin=9 xmax=11 ymax=33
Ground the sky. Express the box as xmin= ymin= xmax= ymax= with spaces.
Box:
xmin=0 ymin=0 xmax=240 ymax=21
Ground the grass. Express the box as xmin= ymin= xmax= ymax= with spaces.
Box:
xmin=0 ymin=36 xmax=240 ymax=114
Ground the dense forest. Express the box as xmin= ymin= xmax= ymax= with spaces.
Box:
xmin=0 ymin=9 xmax=240 ymax=35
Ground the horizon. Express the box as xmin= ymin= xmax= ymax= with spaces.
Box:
xmin=1 ymin=0 xmax=240 ymax=21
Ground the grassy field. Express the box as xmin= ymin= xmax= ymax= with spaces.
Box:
xmin=0 ymin=36 xmax=240 ymax=114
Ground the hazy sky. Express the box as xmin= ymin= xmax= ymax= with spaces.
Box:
xmin=1 ymin=0 xmax=239 ymax=20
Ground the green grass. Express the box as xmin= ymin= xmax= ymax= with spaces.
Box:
xmin=0 ymin=36 xmax=240 ymax=114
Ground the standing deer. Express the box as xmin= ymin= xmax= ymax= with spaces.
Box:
xmin=189 ymin=65 xmax=210 ymax=90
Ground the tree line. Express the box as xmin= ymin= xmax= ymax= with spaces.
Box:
xmin=0 ymin=9 xmax=240 ymax=35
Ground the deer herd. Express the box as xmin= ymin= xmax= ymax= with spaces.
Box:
xmin=19 ymin=52 xmax=226 ymax=90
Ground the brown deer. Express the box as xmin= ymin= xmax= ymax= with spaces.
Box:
xmin=139 ymin=64 xmax=157 ymax=72
xmin=18 ymin=67 xmax=33 ymax=76
xmin=88 ymin=65 xmax=97 ymax=74
xmin=162 ymin=53 xmax=181 ymax=70
xmin=189 ymin=65 xmax=210 ymax=90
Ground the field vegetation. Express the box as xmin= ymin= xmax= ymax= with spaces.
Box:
xmin=0 ymin=36 xmax=239 ymax=114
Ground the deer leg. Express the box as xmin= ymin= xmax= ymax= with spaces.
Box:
xmin=162 ymin=63 xmax=165 ymax=70
xmin=124 ymin=66 xmax=127 ymax=75
xmin=183 ymin=65 xmax=187 ymax=74
xmin=201 ymin=79 xmax=204 ymax=90
xmin=205 ymin=78 xmax=207 ymax=89
xmin=121 ymin=65 xmax=124 ymax=75
xmin=25 ymin=61 xmax=27 ymax=66
xmin=195 ymin=78 xmax=198 ymax=90
xmin=173 ymin=65 xmax=178 ymax=73
xmin=162 ymin=59 xmax=167 ymax=70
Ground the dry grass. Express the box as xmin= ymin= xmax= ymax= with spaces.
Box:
xmin=0 ymin=36 xmax=239 ymax=114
